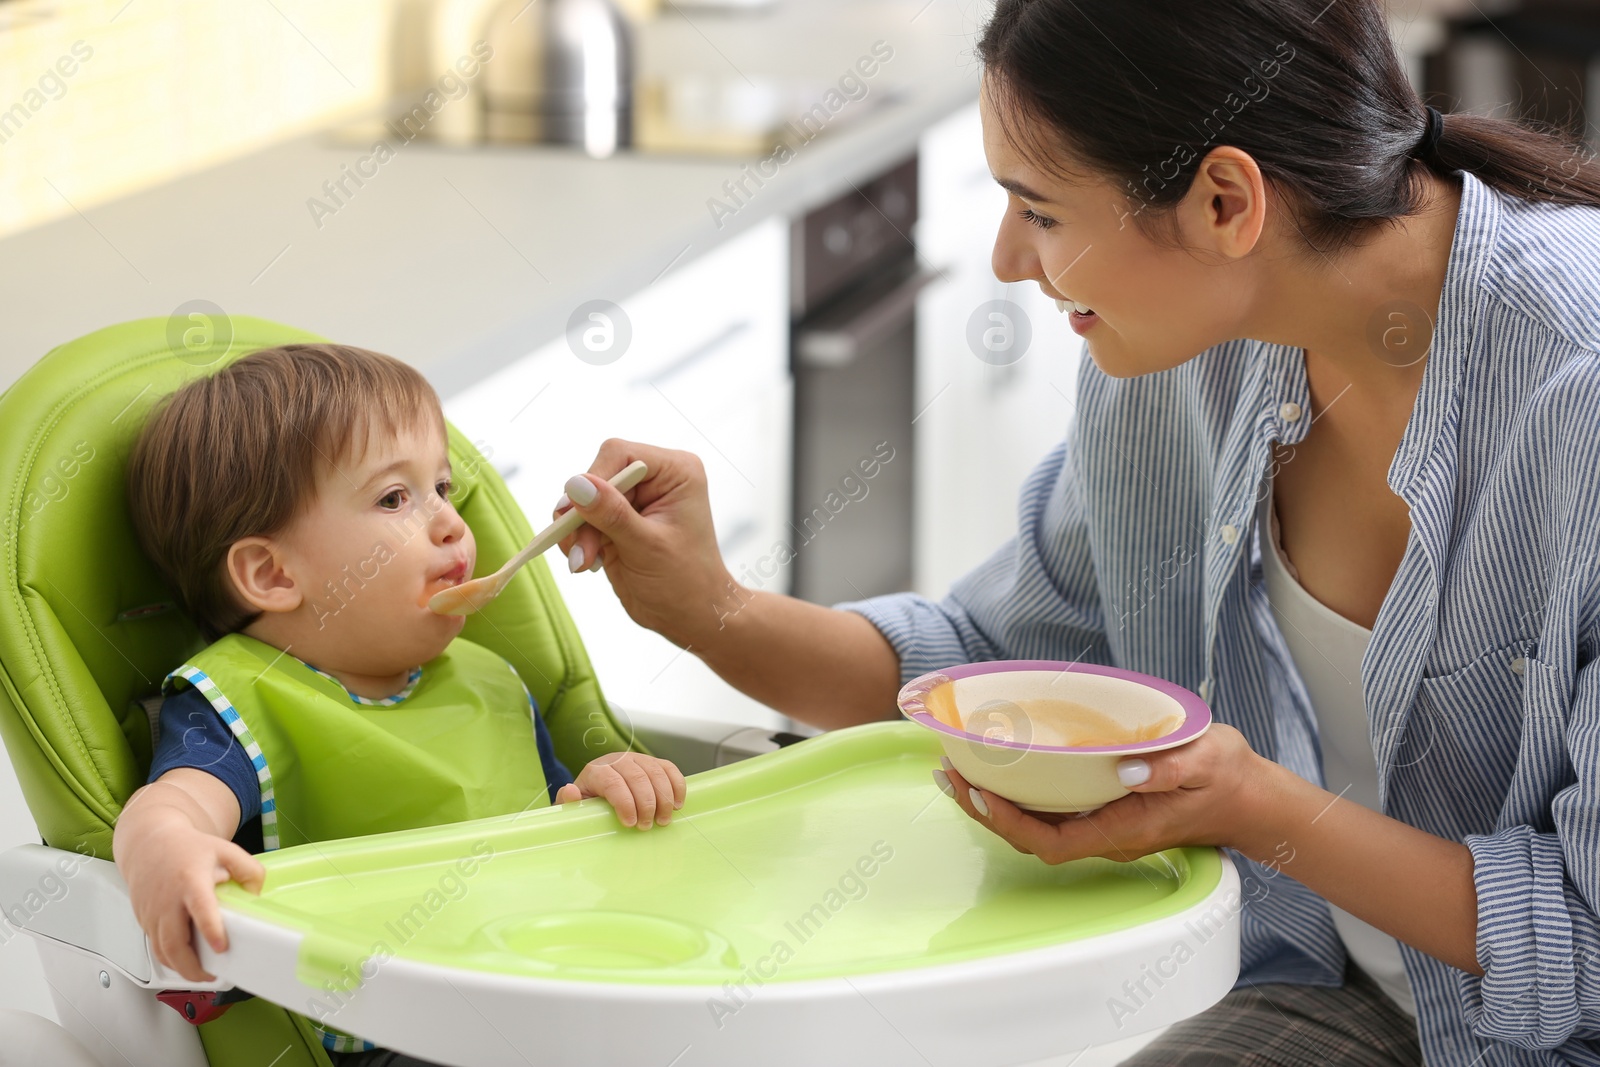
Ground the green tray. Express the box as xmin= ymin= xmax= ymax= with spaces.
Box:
xmin=216 ymin=721 xmax=1223 ymax=989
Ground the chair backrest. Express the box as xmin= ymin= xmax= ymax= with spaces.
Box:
xmin=0 ymin=317 xmax=637 ymax=859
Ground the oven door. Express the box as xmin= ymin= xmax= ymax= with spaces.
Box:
xmin=790 ymin=257 xmax=940 ymax=605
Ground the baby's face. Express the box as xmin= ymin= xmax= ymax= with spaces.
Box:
xmin=268 ymin=417 xmax=476 ymax=676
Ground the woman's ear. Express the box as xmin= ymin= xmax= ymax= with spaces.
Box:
xmin=1182 ymin=146 xmax=1268 ymax=261
xmin=225 ymin=537 xmax=302 ymax=614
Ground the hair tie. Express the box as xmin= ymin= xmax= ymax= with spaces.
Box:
xmin=1416 ymin=104 xmax=1445 ymax=159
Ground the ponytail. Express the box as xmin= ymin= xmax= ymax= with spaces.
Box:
xmin=1427 ymin=111 xmax=1600 ymax=209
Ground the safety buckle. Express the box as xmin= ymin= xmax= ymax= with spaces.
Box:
xmin=156 ymin=987 xmax=254 ymax=1025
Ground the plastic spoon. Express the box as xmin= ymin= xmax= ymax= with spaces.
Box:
xmin=428 ymin=460 xmax=648 ymax=616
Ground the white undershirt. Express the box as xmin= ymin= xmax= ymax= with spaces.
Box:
xmin=1258 ymin=469 xmax=1418 ymax=1017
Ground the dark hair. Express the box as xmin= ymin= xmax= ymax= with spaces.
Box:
xmin=127 ymin=344 xmax=443 ymax=640
xmin=978 ymin=0 xmax=1600 ymax=254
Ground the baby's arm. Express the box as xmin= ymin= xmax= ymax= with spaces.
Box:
xmin=556 ymin=753 xmax=687 ymax=830
xmin=112 ymin=768 xmax=265 ymax=982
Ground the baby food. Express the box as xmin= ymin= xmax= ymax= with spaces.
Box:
xmin=998 ymin=698 xmax=1182 ymax=748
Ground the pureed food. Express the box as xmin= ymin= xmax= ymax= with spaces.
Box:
xmin=921 ymin=676 xmax=1185 ymax=749
xmin=1010 ymin=698 xmax=1183 ymax=748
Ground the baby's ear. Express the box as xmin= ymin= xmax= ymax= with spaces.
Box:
xmin=225 ymin=537 xmax=302 ymax=614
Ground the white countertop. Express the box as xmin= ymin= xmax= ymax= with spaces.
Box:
xmin=0 ymin=0 xmax=982 ymax=397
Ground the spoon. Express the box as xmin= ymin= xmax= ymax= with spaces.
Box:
xmin=428 ymin=460 xmax=648 ymax=616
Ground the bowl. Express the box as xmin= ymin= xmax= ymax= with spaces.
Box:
xmin=898 ymin=660 xmax=1211 ymax=813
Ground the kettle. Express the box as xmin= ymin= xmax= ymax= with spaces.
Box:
xmin=480 ymin=0 xmax=634 ymax=156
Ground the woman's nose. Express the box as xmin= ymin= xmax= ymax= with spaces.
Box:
xmin=991 ymin=211 xmax=1042 ymax=286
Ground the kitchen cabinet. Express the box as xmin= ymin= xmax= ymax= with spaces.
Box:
xmin=913 ymin=102 xmax=1086 ymax=599
xmin=443 ymin=217 xmax=791 ymax=729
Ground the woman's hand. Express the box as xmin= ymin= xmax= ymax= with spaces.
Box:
xmin=937 ymin=724 xmax=1280 ymax=864
xmin=553 ymin=439 xmax=734 ymax=648
xmin=555 ymin=752 xmax=688 ymax=830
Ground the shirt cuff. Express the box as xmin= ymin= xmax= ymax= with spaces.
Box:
xmin=1459 ymin=825 xmax=1598 ymax=1049
xmin=833 ymin=591 xmax=987 ymax=686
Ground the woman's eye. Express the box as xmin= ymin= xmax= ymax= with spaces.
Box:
xmin=1018 ymin=207 xmax=1057 ymax=231
xmin=378 ymin=490 xmax=405 ymax=510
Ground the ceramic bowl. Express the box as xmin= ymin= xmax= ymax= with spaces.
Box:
xmin=899 ymin=660 xmax=1211 ymax=812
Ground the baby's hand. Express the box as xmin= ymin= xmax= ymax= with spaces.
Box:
xmin=555 ymin=752 xmax=686 ymax=830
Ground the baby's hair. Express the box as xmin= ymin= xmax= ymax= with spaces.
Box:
xmin=127 ymin=343 xmax=442 ymax=641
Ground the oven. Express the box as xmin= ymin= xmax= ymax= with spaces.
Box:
xmin=788 ymin=155 xmax=938 ymax=605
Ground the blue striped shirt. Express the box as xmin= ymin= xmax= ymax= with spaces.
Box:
xmin=838 ymin=169 xmax=1600 ymax=1064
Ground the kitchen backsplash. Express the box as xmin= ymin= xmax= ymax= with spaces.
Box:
xmin=0 ymin=0 xmax=390 ymax=239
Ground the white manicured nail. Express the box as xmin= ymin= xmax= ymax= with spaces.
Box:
xmin=555 ymin=493 xmax=570 ymax=512
xmin=969 ymin=788 xmax=989 ymax=817
xmin=564 ymin=474 xmax=598 ymax=506
xmin=931 ymin=768 xmax=955 ymax=797
xmin=567 ymin=545 xmax=585 ymax=572
xmin=1118 ymin=759 xmax=1151 ymax=787
xmin=588 ymin=555 xmax=603 ymax=572
xmin=939 ymin=756 xmax=954 ymax=773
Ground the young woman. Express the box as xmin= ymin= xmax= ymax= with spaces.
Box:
xmin=552 ymin=1 xmax=1600 ymax=1062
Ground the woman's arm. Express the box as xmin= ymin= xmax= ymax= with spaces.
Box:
xmin=695 ymin=585 xmax=903 ymax=730
xmin=555 ymin=435 xmax=1110 ymax=731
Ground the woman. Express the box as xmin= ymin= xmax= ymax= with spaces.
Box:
xmin=552 ymin=0 xmax=1600 ymax=1063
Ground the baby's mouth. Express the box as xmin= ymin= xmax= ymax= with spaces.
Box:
xmin=418 ymin=562 xmax=469 ymax=610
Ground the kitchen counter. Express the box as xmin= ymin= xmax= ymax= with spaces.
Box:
xmin=0 ymin=0 xmax=982 ymax=397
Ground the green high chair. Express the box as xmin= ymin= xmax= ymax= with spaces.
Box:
xmin=0 ymin=317 xmax=778 ymax=1067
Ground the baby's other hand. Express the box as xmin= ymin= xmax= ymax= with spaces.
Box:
xmin=556 ymin=753 xmax=686 ymax=830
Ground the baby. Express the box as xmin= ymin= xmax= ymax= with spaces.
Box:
xmin=112 ymin=343 xmax=684 ymax=1063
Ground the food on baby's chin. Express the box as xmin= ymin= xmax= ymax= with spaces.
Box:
xmin=1004 ymin=698 xmax=1182 ymax=748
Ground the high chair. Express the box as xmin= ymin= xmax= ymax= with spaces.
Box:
xmin=0 ymin=317 xmax=784 ymax=1067
xmin=0 ymin=318 xmax=1242 ymax=1067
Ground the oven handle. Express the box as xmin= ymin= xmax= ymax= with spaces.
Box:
xmin=794 ymin=265 xmax=947 ymax=368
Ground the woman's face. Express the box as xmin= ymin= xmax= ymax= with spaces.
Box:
xmin=980 ymin=77 xmax=1267 ymax=379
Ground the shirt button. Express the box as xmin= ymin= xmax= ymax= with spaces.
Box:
xmin=1220 ymin=524 xmax=1240 ymax=545
xmin=1279 ymin=401 xmax=1303 ymax=422
xmin=1510 ymin=657 xmax=1527 ymax=676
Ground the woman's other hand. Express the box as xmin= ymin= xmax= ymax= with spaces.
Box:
xmin=938 ymin=724 xmax=1279 ymax=864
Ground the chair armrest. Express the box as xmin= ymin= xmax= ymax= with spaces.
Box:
xmin=0 ymin=844 xmax=228 ymax=991
xmin=617 ymin=705 xmax=816 ymax=775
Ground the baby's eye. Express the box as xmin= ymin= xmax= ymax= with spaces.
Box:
xmin=378 ymin=489 xmax=406 ymax=511
xmin=436 ymin=479 xmax=453 ymax=499
xmin=1018 ymin=207 xmax=1057 ymax=231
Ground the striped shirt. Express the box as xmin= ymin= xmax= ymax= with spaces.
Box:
xmin=838 ymin=168 xmax=1600 ymax=1065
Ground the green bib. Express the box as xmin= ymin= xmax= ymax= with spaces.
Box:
xmin=164 ymin=633 xmax=555 ymax=1054
xmin=163 ymin=632 xmax=552 ymax=852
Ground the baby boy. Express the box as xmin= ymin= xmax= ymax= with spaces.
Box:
xmin=112 ymin=343 xmax=685 ymax=1061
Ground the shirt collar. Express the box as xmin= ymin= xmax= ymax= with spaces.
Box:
xmin=1248 ymin=168 xmax=1503 ymax=498
xmin=1387 ymin=168 xmax=1502 ymax=495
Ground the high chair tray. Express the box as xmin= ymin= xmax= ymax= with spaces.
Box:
xmin=203 ymin=721 xmax=1240 ymax=1067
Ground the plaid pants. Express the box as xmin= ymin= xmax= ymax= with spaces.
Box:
xmin=1119 ymin=959 xmax=1423 ymax=1066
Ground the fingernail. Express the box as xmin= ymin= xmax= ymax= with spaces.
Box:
xmin=567 ymin=545 xmax=585 ymax=572
xmin=969 ymin=788 xmax=990 ymax=817
xmin=1118 ymin=759 xmax=1151 ymax=787
xmin=939 ymin=756 xmax=954 ymax=773
xmin=588 ymin=555 xmax=603 ymax=572
xmin=555 ymin=493 xmax=570 ymax=512
xmin=565 ymin=474 xmax=598 ymax=506
xmin=931 ymin=768 xmax=955 ymax=797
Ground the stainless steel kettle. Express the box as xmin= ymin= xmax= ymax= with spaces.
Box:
xmin=480 ymin=0 xmax=634 ymax=156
